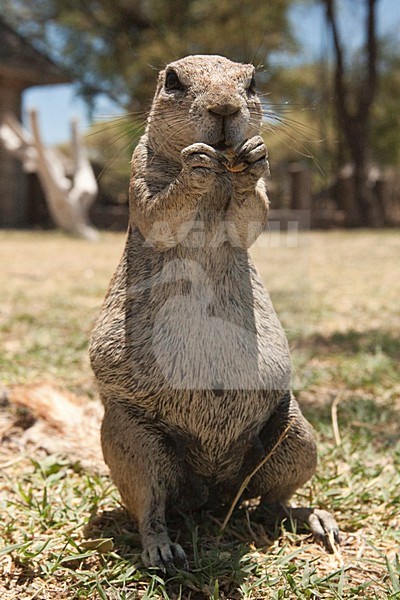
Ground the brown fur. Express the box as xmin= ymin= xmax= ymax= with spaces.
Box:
xmin=88 ymin=54 xmax=339 ymax=571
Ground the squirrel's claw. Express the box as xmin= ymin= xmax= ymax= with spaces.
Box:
xmin=141 ymin=541 xmax=189 ymax=574
xmin=307 ymin=508 xmax=341 ymax=551
xmin=283 ymin=506 xmax=341 ymax=553
xmin=234 ymin=135 xmax=267 ymax=165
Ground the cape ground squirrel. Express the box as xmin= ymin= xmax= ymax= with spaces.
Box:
xmin=90 ymin=55 xmax=339 ymax=572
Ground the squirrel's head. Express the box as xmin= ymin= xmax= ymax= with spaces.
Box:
xmin=146 ymin=55 xmax=262 ymax=160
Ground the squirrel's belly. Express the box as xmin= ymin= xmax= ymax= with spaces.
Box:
xmin=91 ymin=283 xmax=291 ymax=397
xmin=90 ymin=238 xmax=292 ymax=436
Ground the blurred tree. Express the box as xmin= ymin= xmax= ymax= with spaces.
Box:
xmin=322 ymin=0 xmax=382 ymax=226
xmin=2 ymin=0 xmax=296 ymax=112
xmin=5 ymin=0 xmax=399 ymax=224
xmin=2 ymin=0 xmax=301 ymax=207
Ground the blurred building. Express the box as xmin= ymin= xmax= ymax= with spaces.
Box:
xmin=0 ymin=17 xmax=69 ymax=227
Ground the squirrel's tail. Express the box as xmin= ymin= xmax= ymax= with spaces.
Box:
xmin=2 ymin=383 xmax=105 ymax=472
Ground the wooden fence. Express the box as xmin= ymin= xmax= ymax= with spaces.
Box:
xmin=9 ymin=161 xmax=400 ymax=232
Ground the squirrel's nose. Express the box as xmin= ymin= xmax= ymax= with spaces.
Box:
xmin=207 ymin=102 xmax=241 ymax=117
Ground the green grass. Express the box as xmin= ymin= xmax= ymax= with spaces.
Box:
xmin=1 ymin=229 xmax=400 ymax=599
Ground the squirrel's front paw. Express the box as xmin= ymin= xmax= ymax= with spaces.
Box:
xmin=234 ymin=136 xmax=270 ymax=178
xmin=181 ymin=143 xmax=225 ymax=177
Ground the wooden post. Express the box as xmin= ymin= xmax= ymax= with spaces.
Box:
xmin=337 ymin=165 xmax=359 ymax=227
xmin=372 ymin=176 xmax=387 ymax=227
xmin=289 ymin=163 xmax=311 ymax=211
xmin=0 ymin=84 xmax=27 ymax=226
xmin=29 ymin=110 xmax=99 ymax=240
xmin=1 ymin=110 xmax=99 ymax=240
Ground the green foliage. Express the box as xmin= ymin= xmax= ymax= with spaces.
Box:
xmin=2 ymin=0 xmax=296 ymax=111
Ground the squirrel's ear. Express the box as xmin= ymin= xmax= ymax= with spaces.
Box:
xmin=247 ymin=74 xmax=256 ymax=96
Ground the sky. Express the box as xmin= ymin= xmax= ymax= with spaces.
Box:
xmin=22 ymin=0 xmax=400 ymax=146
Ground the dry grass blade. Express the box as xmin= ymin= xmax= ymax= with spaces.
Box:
xmin=331 ymin=394 xmax=342 ymax=447
xmin=328 ymin=529 xmax=344 ymax=566
xmin=220 ymin=419 xmax=295 ymax=532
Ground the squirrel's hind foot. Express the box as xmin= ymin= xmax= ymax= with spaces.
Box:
xmin=282 ymin=506 xmax=340 ymax=552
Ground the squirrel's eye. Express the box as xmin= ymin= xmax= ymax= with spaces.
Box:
xmin=165 ymin=70 xmax=184 ymax=91
xmin=247 ymin=75 xmax=256 ymax=95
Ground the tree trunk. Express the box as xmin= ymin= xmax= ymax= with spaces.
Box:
xmin=349 ymin=127 xmax=386 ymax=227
xmin=349 ymin=128 xmax=371 ymax=226
xmin=325 ymin=0 xmax=383 ymax=227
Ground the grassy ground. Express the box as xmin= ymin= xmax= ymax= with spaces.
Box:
xmin=0 ymin=229 xmax=399 ymax=599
